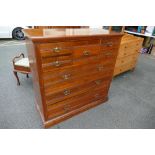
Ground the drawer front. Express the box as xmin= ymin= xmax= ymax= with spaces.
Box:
xmin=101 ymin=37 xmax=120 ymax=49
xmin=42 ymin=57 xmax=73 ymax=72
xmin=47 ymin=85 xmax=108 ymax=119
xmin=45 ymin=78 xmax=110 ymax=105
xmin=41 ymin=54 xmax=73 ymax=64
xmin=43 ymin=60 xmax=114 ymax=87
xmin=39 ymin=45 xmax=72 ymax=58
xmin=38 ymin=40 xmax=101 ymax=57
xmin=114 ymin=60 xmax=136 ymax=76
xmin=115 ymin=54 xmax=139 ymax=67
xmin=125 ymin=41 xmax=142 ymax=49
xmin=100 ymin=48 xmax=118 ymax=59
xmin=73 ymin=44 xmax=101 ymax=59
xmin=118 ymin=42 xmax=142 ymax=58
xmin=73 ymin=49 xmax=117 ymax=66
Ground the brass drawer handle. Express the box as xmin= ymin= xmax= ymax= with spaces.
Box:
xmin=52 ymin=47 xmax=61 ymax=53
xmin=64 ymin=89 xmax=71 ymax=96
xmin=62 ymin=73 xmax=71 ymax=80
xmin=53 ymin=61 xmax=61 ymax=67
xmin=95 ymin=79 xmax=102 ymax=85
xmin=83 ymin=50 xmax=90 ymax=56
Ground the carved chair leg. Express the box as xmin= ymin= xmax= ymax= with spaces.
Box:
xmin=13 ymin=71 xmax=20 ymax=85
xmin=26 ymin=74 xmax=29 ymax=78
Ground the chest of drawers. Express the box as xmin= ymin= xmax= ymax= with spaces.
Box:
xmin=24 ymin=28 xmax=122 ymax=128
xmin=114 ymin=34 xmax=144 ymax=76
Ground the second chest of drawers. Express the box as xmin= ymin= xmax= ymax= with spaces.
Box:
xmin=114 ymin=34 xmax=144 ymax=76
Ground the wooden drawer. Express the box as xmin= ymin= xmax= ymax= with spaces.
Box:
xmin=114 ymin=60 xmax=136 ymax=76
xmin=38 ymin=40 xmax=100 ymax=57
xmin=41 ymin=56 xmax=73 ymax=72
xmin=73 ymin=50 xmax=116 ymax=66
xmin=101 ymin=37 xmax=120 ymax=49
xmin=45 ymin=78 xmax=110 ymax=105
xmin=100 ymin=48 xmax=118 ymax=59
xmin=43 ymin=60 xmax=114 ymax=87
xmin=118 ymin=42 xmax=142 ymax=58
xmin=73 ymin=44 xmax=101 ymax=59
xmin=115 ymin=54 xmax=139 ymax=67
xmin=47 ymin=85 xmax=108 ymax=119
xmin=125 ymin=40 xmax=142 ymax=49
xmin=45 ymin=69 xmax=112 ymax=102
xmin=41 ymin=54 xmax=73 ymax=64
xmin=39 ymin=45 xmax=72 ymax=58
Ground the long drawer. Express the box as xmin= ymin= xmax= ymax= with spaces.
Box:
xmin=114 ymin=60 xmax=136 ymax=76
xmin=43 ymin=59 xmax=114 ymax=87
xmin=118 ymin=42 xmax=142 ymax=58
xmin=47 ymin=84 xmax=108 ymax=119
xmin=45 ymin=77 xmax=110 ymax=105
xmin=115 ymin=53 xmax=139 ymax=67
xmin=45 ymin=71 xmax=111 ymax=102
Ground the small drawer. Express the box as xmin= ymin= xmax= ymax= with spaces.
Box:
xmin=73 ymin=45 xmax=101 ymax=59
xmin=39 ymin=44 xmax=72 ymax=58
xmin=41 ymin=54 xmax=73 ymax=64
xmin=47 ymin=84 xmax=108 ymax=119
xmin=101 ymin=37 xmax=120 ymax=49
xmin=100 ymin=48 xmax=118 ymax=59
xmin=42 ymin=58 xmax=73 ymax=72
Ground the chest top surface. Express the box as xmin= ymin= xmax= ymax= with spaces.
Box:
xmin=23 ymin=28 xmax=123 ymax=42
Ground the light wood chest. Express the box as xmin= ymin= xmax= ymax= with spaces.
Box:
xmin=114 ymin=34 xmax=144 ymax=76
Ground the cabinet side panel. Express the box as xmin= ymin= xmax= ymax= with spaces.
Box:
xmin=25 ymin=39 xmax=45 ymax=120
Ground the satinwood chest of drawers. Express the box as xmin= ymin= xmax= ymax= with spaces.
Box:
xmin=24 ymin=28 xmax=123 ymax=128
xmin=114 ymin=34 xmax=144 ymax=76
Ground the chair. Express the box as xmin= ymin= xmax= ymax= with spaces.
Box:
xmin=12 ymin=53 xmax=31 ymax=85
